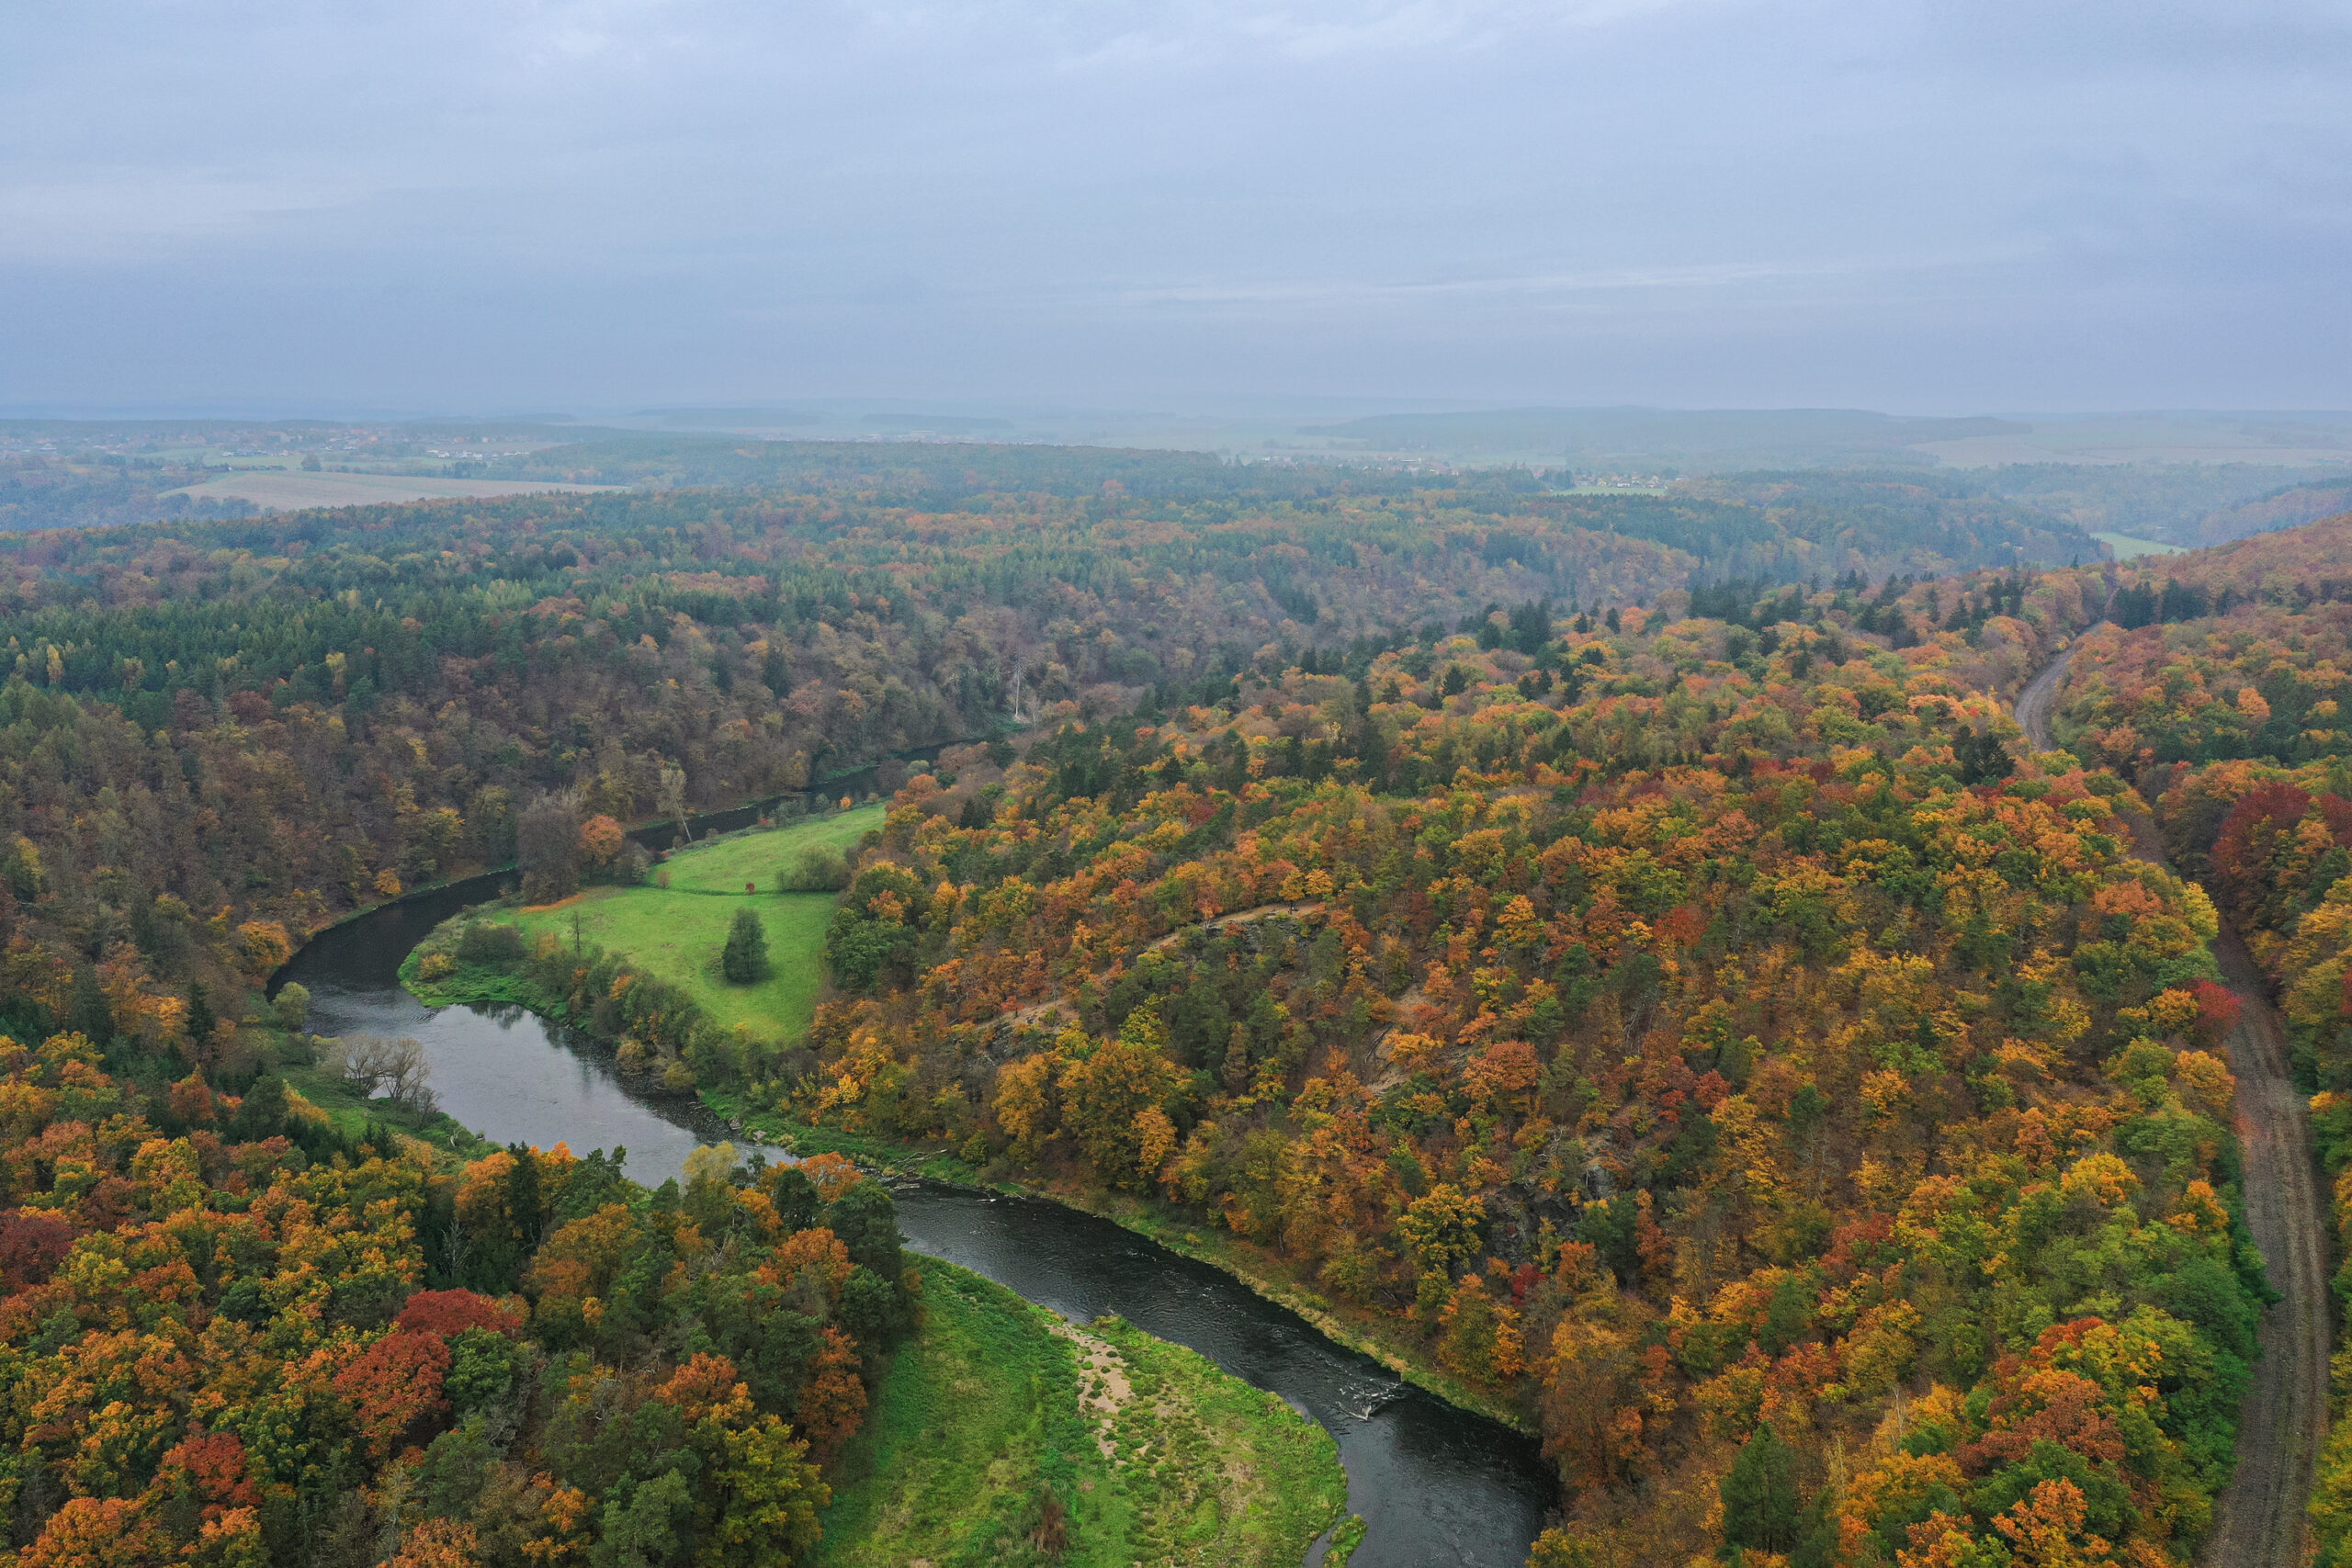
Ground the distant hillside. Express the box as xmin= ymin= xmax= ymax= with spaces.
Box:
xmin=2034 ymin=503 xmax=2352 ymax=786
xmin=2099 ymin=502 xmax=2352 ymax=604
xmin=1670 ymin=468 xmax=2096 ymax=575
xmin=1293 ymin=405 xmax=2022 ymax=468
xmin=1970 ymin=460 xmax=2347 ymax=545
xmin=0 ymin=455 xmax=260 ymax=530
xmin=474 ymin=434 xmax=1391 ymax=499
xmin=2178 ymin=478 xmax=2352 ymax=548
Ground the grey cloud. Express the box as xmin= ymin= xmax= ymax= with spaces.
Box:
xmin=0 ymin=0 xmax=2344 ymax=412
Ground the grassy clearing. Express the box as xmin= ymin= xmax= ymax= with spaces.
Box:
xmin=497 ymin=806 xmax=885 ymax=1043
xmin=2093 ymin=529 xmax=2186 ymax=560
xmin=655 ymin=806 xmax=882 ymax=893
xmin=510 ymin=891 xmax=835 ymax=1040
xmin=1091 ymin=1316 xmax=1352 ymax=1563
xmin=816 ymin=1259 xmax=1346 ymax=1568
xmin=1322 ymin=1514 xmax=1368 ymax=1566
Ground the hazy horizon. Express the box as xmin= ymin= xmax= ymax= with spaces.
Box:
xmin=6 ymin=1 xmax=2348 ymax=412
xmin=6 ymin=398 xmax=2352 ymax=427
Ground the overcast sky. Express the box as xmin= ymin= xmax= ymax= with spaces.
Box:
xmin=4 ymin=0 xmax=2346 ymax=415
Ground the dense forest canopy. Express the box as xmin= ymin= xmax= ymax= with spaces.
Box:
xmin=0 ymin=467 xmax=2115 ymax=1044
xmin=708 ymin=556 xmax=2264 ymax=1568
xmin=2 ymin=447 xmax=2349 ymax=1567
xmin=2024 ymin=510 xmax=2352 ymax=1567
xmin=0 ymin=1061 xmax=914 ymax=1566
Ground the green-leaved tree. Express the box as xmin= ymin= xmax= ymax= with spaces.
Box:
xmin=722 ymin=906 xmax=769 ymax=985
xmin=1721 ymin=1422 xmax=1802 ymax=1555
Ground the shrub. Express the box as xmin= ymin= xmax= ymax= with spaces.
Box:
xmin=783 ymin=843 xmax=850 ymax=892
xmin=456 ymin=922 xmax=526 ymax=965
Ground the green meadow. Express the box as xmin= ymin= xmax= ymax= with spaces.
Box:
xmin=815 ymin=1259 xmax=1350 ymax=1568
xmin=505 ymin=804 xmax=885 ymax=1043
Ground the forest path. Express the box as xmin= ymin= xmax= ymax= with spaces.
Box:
xmin=2012 ymin=641 xmax=2075 ymax=753
xmin=2014 ymin=641 xmax=2329 ymax=1568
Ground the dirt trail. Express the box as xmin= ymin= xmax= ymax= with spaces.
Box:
xmin=2011 ymin=642 xmax=2075 ymax=755
xmin=2016 ymin=641 xmax=2329 ymax=1567
xmin=1044 ymin=1317 xmax=1135 ymax=1461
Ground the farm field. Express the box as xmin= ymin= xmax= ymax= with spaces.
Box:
xmin=2093 ymin=528 xmax=2186 ymax=559
xmin=164 ymin=468 xmax=621 ymax=511
xmin=507 ymin=805 xmax=884 ymax=1042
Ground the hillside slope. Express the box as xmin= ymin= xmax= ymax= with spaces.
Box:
xmin=2023 ymin=629 xmax=2327 ymax=1568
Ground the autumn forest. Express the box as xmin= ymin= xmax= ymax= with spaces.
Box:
xmin=1 ymin=445 xmax=2349 ymax=1568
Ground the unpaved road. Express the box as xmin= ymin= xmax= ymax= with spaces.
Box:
xmin=2017 ymin=640 xmax=2329 ymax=1568
xmin=2011 ymin=640 xmax=2076 ymax=755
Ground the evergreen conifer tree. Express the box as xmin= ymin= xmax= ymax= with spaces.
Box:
xmin=722 ymin=906 xmax=769 ymax=984
xmin=232 ymin=1073 xmax=287 ymax=1142
xmin=184 ymin=983 xmax=215 ymax=1055
xmin=1721 ymin=1423 xmax=1802 ymax=1554
xmin=1957 ymin=726 xmax=2016 ymax=786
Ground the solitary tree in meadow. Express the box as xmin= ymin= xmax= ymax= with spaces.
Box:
xmin=722 ymin=906 xmax=769 ymax=984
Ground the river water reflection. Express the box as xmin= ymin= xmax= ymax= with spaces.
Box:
xmin=275 ymin=872 xmax=1556 ymax=1567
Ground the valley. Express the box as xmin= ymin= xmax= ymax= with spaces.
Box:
xmin=2 ymin=450 xmax=2348 ymax=1566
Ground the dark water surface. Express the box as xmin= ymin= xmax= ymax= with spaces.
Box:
xmin=276 ymin=874 xmax=1556 ymax=1567
xmin=893 ymin=1186 xmax=1558 ymax=1565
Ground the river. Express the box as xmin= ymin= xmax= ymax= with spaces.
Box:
xmin=275 ymin=870 xmax=1558 ymax=1567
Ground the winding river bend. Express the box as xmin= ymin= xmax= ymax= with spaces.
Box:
xmin=277 ymin=873 xmax=1557 ymax=1567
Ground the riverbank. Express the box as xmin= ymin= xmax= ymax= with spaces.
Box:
xmin=401 ymin=932 xmax=1539 ymax=1439
xmin=233 ymin=1003 xmax=502 ymax=1163
xmin=695 ymin=1089 xmax=1539 ymax=1438
xmin=399 ymin=945 xmax=559 ymax=1015
xmin=819 ymin=1257 xmax=1352 ymax=1566
xmin=278 ymin=1052 xmax=500 ymax=1161
xmin=296 ymin=855 xmax=1551 ymax=1566
xmin=398 ymin=897 xmax=1539 ymax=1442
